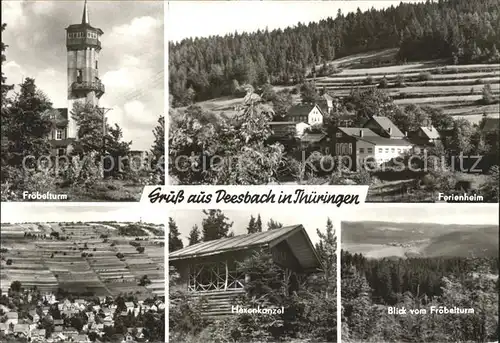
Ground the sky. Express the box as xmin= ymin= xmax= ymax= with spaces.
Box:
xmin=170 ymin=204 xmax=498 ymax=246
xmin=343 ymin=204 xmax=499 ymax=225
xmin=168 ymin=0 xmax=424 ymax=42
xmin=170 ymin=208 xmax=339 ymax=246
xmin=0 ymin=203 xmax=165 ymax=224
xmin=2 ymin=0 xmax=164 ymax=150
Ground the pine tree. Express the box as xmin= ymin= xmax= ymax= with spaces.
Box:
xmin=201 ymin=209 xmax=233 ymax=241
xmin=247 ymin=215 xmax=257 ymax=234
xmin=168 ymin=218 xmax=183 ymax=253
xmin=255 ymin=214 xmax=263 ymax=232
xmin=187 ymin=224 xmax=201 ymax=246
xmin=316 ymin=218 xmax=337 ymax=299
xmin=267 ymin=219 xmax=283 ymax=230
xmin=2 ymin=78 xmax=52 ymax=168
xmin=150 ymin=116 xmax=165 ymax=183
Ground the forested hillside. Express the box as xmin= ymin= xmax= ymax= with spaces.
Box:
xmin=169 ymin=0 xmax=500 ymax=105
xmin=341 ymin=250 xmax=499 ymax=342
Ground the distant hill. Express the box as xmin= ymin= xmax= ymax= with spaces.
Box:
xmin=170 ymin=0 xmax=500 ymax=105
xmin=423 ymin=226 xmax=499 ymax=257
xmin=342 ymin=221 xmax=498 ymax=258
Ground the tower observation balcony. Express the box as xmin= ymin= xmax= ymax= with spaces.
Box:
xmin=70 ymin=79 xmax=105 ymax=98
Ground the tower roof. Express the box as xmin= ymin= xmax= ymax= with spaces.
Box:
xmin=82 ymin=0 xmax=89 ymax=25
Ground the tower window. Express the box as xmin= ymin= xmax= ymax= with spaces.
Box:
xmin=95 ymin=61 xmax=98 ymax=69
xmin=77 ymin=70 xmax=82 ymax=82
xmin=56 ymin=129 xmax=62 ymax=140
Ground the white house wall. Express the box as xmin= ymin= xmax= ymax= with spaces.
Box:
xmin=307 ymin=107 xmax=323 ymax=125
xmin=374 ymin=145 xmax=412 ymax=164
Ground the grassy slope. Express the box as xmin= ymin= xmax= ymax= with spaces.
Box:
xmin=194 ymin=49 xmax=499 ymax=124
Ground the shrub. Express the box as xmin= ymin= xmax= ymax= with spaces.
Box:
xmin=378 ymin=77 xmax=389 ymax=89
xmin=479 ymin=165 xmax=499 ymax=201
xmin=169 ymin=290 xmax=208 ymax=339
xmin=481 ymin=83 xmax=494 ymax=105
xmin=418 ymin=72 xmax=432 ymax=81
xmin=364 ymin=75 xmax=374 ymax=85
xmin=136 ymin=246 xmax=145 ymax=254
xmin=395 ymin=74 xmax=406 ymax=88
xmin=63 ymin=153 xmax=101 ymax=188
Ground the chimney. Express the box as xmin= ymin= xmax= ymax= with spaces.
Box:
xmin=404 ymin=131 xmax=408 ymax=137
xmin=359 ymin=129 xmax=363 ymax=137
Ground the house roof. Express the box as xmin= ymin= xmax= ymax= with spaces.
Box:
xmin=359 ymin=137 xmax=412 ymax=146
xmin=6 ymin=312 xmax=18 ymax=318
xmin=480 ymin=117 xmax=499 ymax=132
xmin=420 ymin=126 xmax=440 ymax=140
xmin=269 ymin=121 xmax=297 ymax=126
xmin=365 ymin=116 xmax=405 ymax=137
xmin=13 ymin=324 xmax=29 ymax=333
xmin=170 ymin=225 xmax=322 ymax=271
xmin=322 ymin=93 xmax=334 ymax=101
xmin=300 ymin=133 xmax=327 ymax=143
xmin=287 ymin=103 xmax=322 ymax=117
xmin=338 ymin=128 xmax=379 ymax=137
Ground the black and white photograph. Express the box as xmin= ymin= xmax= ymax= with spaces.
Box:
xmin=168 ymin=0 xmax=499 ymax=203
xmin=1 ymin=0 xmax=165 ymax=202
xmin=168 ymin=209 xmax=338 ymax=343
xmin=0 ymin=203 xmax=165 ymax=342
xmin=340 ymin=204 xmax=499 ymax=342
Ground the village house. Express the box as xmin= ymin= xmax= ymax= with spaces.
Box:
xmin=53 ymin=319 xmax=64 ymax=326
xmin=269 ymin=121 xmax=310 ymax=138
xmin=5 ymin=312 xmax=18 ymax=325
xmin=319 ymin=93 xmax=334 ymax=114
xmin=63 ymin=328 xmax=79 ymax=339
xmin=28 ymin=309 xmax=40 ymax=323
xmin=0 ymin=323 xmax=8 ymax=334
xmin=124 ymin=302 xmax=135 ymax=313
xmin=12 ymin=324 xmax=30 ymax=337
xmin=43 ymin=294 xmax=57 ymax=304
xmin=408 ymin=125 xmax=441 ymax=147
xmin=285 ymin=103 xmax=325 ymax=126
xmin=334 ymin=126 xmax=413 ymax=170
xmin=363 ymin=116 xmax=406 ymax=139
xmin=73 ymin=334 xmax=91 ymax=342
xmin=169 ymin=225 xmax=321 ymax=317
xmin=299 ymin=133 xmax=331 ymax=155
xmin=31 ymin=329 xmax=46 ymax=340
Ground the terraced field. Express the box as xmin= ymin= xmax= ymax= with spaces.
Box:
xmin=191 ymin=50 xmax=499 ymax=126
xmin=0 ymin=222 xmax=165 ymax=298
xmin=312 ymin=55 xmax=499 ymax=123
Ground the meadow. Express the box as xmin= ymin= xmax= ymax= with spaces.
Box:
xmin=0 ymin=222 xmax=165 ymax=298
xmin=193 ymin=49 xmax=500 ymax=125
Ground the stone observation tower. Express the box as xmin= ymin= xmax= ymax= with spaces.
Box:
xmin=65 ymin=0 xmax=105 ymax=139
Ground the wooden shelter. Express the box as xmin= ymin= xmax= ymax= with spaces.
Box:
xmin=169 ymin=225 xmax=322 ymax=316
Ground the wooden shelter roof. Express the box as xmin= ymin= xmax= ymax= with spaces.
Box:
xmin=169 ymin=225 xmax=322 ymax=271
